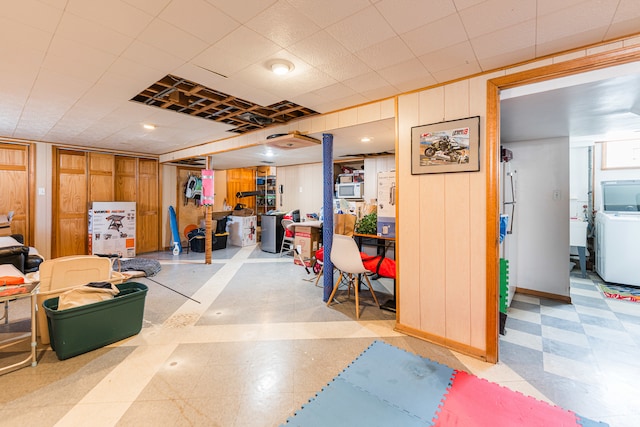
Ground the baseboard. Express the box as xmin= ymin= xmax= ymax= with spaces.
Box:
xmin=394 ymin=323 xmax=490 ymax=362
xmin=515 ymin=287 xmax=572 ymax=303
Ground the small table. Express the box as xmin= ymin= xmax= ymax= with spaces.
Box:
xmin=0 ymin=281 xmax=40 ymax=374
xmin=353 ymin=233 xmax=396 ymax=312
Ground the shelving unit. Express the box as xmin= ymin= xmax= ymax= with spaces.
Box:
xmin=256 ymin=167 xmax=277 ymax=217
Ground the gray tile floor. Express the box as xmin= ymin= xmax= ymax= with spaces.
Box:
xmin=500 ymin=272 xmax=640 ymax=427
xmin=0 ymin=245 xmax=636 ymax=426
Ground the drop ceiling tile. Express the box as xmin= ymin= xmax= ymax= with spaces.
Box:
xmin=453 ymin=0 xmax=486 ymax=9
xmin=67 ymin=0 xmax=154 ymax=38
xmin=315 ymin=54 xmax=371 ymax=81
xmin=122 ymin=0 xmax=172 ymax=15
xmin=401 ymin=13 xmax=468 ymax=57
xmin=214 ymin=26 xmax=282 ymax=63
xmin=3 ymin=0 xmax=62 ymax=33
xmin=418 ymin=42 xmax=476 ymax=74
xmin=477 ymin=46 xmax=536 ymax=71
xmin=209 ymin=0 xmax=277 ymax=23
xmin=288 ymin=30 xmax=352 ymax=66
xmin=343 ymin=71 xmax=391 ymax=94
xmin=374 ymin=0 xmax=457 ymax=33
xmin=469 ymin=20 xmax=536 ymax=63
xmin=287 ymin=0 xmax=370 ymax=27
xmin=536 ymin=27 xmax=608 ymax=57
xmin=355 ymin=36 xmax=415 ymax=71
xmin=43 ymin=37 xmax=117 ymax=82
xmin=537 ymin=0 xmax=583 ymax=16
xmin=325 ymin=5 xmax=396 ymax=52
xmin=314 ymin=93 xmax=369 ymax=115
xmin=459 ymin=0 xmax=536 ymax=38
xmin=246 ymin=0 xmax=321 ymax=48
xmin=360 ymin=85 xmax=399 ymax=102
xmin=312 ymin=82 xmax=358 ymax=101
xmin=605 ymin=0 xmax=640 ymax=39
xmin=430 ymin=60 xmax=481 ymax=83
xmin=377 ymin=58 xmax=431 ymax=88
xmin=0 ymin=16 xmax=52 ymax=54
xmin=56 ymin=13 xmax=132 ymax=56
xmin=537 ymin=0 xmax=615 ymax=46
xmin=159 ymin=0 xmax=239 ymax=44
xmin=121 ymin=40 xmax=185 ymax=72
xmin=191 ymin=45 xmax=252 ymax=77
xmin=137 ymin=19 xmax=209 ymax=61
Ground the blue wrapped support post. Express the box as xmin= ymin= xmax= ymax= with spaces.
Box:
xmin=322 ymin=133 xmax=334 ymax=302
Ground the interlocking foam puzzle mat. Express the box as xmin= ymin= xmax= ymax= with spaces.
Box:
xmin=282 ymin=340 xmax=608 ymax=426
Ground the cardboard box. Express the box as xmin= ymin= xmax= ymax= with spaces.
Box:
xmin=227 ymin=215 xmax=257 ymax=247
xmin=293 ymin=226 xmax=320 ymax=267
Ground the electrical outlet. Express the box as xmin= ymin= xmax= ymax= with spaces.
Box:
xmin=552 ymin=190 xmax=560 ymax=200
xmin=38 ymin=187 xmax=45 ymax=196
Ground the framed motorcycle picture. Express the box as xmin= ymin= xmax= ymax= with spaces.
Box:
xmin=411 ymin=116 xmax=480 ymax=174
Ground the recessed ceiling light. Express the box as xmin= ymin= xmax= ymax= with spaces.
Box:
xmin=361 ymin=137 xmax=371 ymax=142
xmin=270 ymin=60 xmax=294 ymax=75
xmin=265 ymin=150 xmax=274 ymax=157
xmin=143 ymin=123 xmax=156 ymax=130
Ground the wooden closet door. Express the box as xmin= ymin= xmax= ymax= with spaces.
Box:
xmin=136 ymin=158 xmax=159 ymax=253
xmin=0 ymin=143 xmax=30 ymax=242
xmin=88 ymin=152 xmax=114 ymax=202
xmin=226 ymin=168 xmax=256 ymax=212
xmin=54 ymin=149 xmax=87 ymax=257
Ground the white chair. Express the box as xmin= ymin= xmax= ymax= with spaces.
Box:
xmin=327 ymin=234 xmax=380 ymax=319
xmin=279 ymin=219 xmax=296 ymax=256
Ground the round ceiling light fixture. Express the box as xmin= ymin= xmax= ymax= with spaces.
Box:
xmin=270 ymin=60 xmax=294 ymax=75
xmin=143 ymin=123 xmax=156 ymax=130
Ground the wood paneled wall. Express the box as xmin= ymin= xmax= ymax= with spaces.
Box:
xmin=226 ymin=168 xmax=256 ymax=212
xmin=53 ymin=148 xmax=160 ymax=257
xmin=0 ymin=142 xmax=32 ymax=242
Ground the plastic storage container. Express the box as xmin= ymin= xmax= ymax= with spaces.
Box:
xmin=43 ymin=282 xmax=148 ymax=360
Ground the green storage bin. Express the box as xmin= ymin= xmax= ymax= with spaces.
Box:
xmin=43 ymin=282 xmax=148 ymax=360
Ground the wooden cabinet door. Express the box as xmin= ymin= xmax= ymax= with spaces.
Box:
xmin=54 ymin=149 xmax=87 ymax=257
xmin=226 ymin=168 xmax=256 ymax=212
xmin=0 ymin=143 xmax=30 ymax=242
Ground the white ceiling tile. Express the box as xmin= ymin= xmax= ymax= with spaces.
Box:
xmin=159 ymin=0 xmax=239 ymax=44
xmin=605 ymin=0 xmax=640 ymax=39
xmin=43 ymin=37 xmax=117 ymax=82
xmin=360 ymin=85 xmax=399 ymax=102
xmin=246 ymin=0 xmax=321 ymax=48
xmin=137 ymin=19 xmax=209 ymax=61
xmin=430 ymin=60 xmax=482 ymax=83
xmin=191 ymin=46 xmax=252 ymax=77
xmin=286 ymin=0 xmax=370 ymax=27
xmin=67 ymin=0 xmax=154 ymax=38
xmin=343 ymin=71 xmax=391 ymax=94
xmin=288 ymin=31 xmax=352 ymax=66
xmin=0 ymin=16 xmax=52 ymax=54
xmin=325 ymin=6 xmax=396 ymax=52
xmin=401 ymin=13 xmax=468 ymax=56
xmin=477 ymin=46 xmax=537 ymax=71
xmin=452 ymin=0 xmax=485 ymax=9
xmin=313 ymin=93 xmax=369 ymax=114
xmin=3 ymin=0 xmax=62 ymax=33
xmin=122 ymin=0 xmax=172 ymax=15
xmin=377 ymin=58 xmax=431 ymax=87
xmin=469 ymin=20 xmax=536 ymax=62
xmin=536 ymin=27 xmax=608 ymax=58
xmin=214 ymin=26 xmax=282 ymax=63
xmin=206 ymin=0 xmax=276 ymax=23
xmin=419 ymin=42 xmax=476 ymax=74
xmin=355 ymin=36 xmax=415 ymax=71
xmin=56 ymin=13 xmax=132 ymax=56
xmin=536 ymin=1 xmax=616 ymax=49
xmin=121 ymin=40 xmax=185 ymax=72
xmin=537 ymin=0 xmax=584 ymax=16
xmin=374 ymin=0 xmax=457 ymax=33
xmin=459 ymin=0 xmax=536 ymax=38
xmin=315 ymin=54 xmax=371 ymax=81
xmin=312 ymin=83 xmax=358 ymax=101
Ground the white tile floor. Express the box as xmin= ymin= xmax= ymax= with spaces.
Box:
xmin=0 ymin=246 xmax=636 ymax=426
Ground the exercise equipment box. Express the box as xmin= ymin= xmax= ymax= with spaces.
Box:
xmin=43 ymin=282 xmax=148 ymax=360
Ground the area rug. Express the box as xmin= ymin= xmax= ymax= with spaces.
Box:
xmin=598 ymin=283 xmax=640 ymax=303
xmin=282 ymin=340 xmax=608 ymax=426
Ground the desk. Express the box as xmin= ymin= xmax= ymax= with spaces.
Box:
xmin=0 ymin=282 xmax=39 ymax=374
xmin=353 ymin=233 xmax=396 ymax=312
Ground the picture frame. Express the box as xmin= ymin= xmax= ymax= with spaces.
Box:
xmin=411 ymin=116 xmax=480 ymax=174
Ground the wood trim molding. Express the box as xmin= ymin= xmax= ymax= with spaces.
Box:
xmin=395 ymin=323 xmax=489 ymax=361
xmin=485 ymin=40 xmax=640 ymax=363
xmin=515 ymin=287 xmax=572 ymax=304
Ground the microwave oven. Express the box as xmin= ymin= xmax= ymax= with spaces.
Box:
xmin=335 ymin=182 xmax=364 ymax=199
